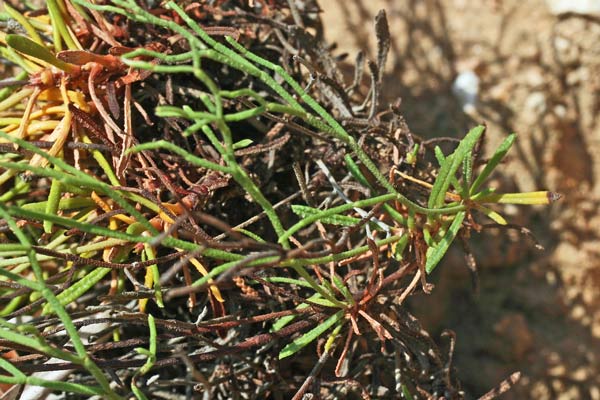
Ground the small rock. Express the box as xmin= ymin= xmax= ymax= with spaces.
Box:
xmin=557 ymin=386 xmax=582 ymax=400
xmin=590 ymin=386 xmax=600 ymax=400
xmin=546 ymin=270 xmax=558 ymax=285
xmin=531 ymin=381 xmax=551 ymax=399
xmin=548 ymin=364 xmax=567 ymax=377
xmin=489 ymin=81 xmax=513 ymax=102
xmin=570 ymin=367 xmax=589 ymax=382
xmin=524 ymin=92 xmax=547 ymax=117
xmin=553 ymin=104 xmax=567 ymax=118
xmin=592 ymin=321 xmax=600 ymax=338
xmin=552 ymin=379 xmax=566 ymax=394
xmin=566 ymin=67 xmax=590 ymax=85
xmin=553 ymin=36 xmax=580 ymax=66
xmin=570 ymin=305 xmax=586 ymax=320
xmin=524 ymin=68 xmax=546 ymax=88
xmin=452 ymin=70 xmax=480 ymax=114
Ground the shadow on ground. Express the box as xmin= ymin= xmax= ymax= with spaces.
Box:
xmin=321 ymin=0 xmax=600 ymax=398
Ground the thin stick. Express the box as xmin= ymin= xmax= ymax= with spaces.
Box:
xmin=292 ymin=342 xmax=333 ymax=400
xmin=397 ymin=270 xmax=421 ymax=305
xmin=478 ymin=372 xmax=521 ymax=400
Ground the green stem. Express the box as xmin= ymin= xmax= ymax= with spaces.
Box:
xmin=0 ymin=205 xmax=122 ymax=399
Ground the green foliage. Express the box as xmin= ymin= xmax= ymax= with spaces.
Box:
xmin=279 ymin=311 xmax=344 ymax=359
xmin=470 ymin=133 xmax=516 ymax=195
xmin=425 ymin=212 xmax=466 ymax=273
xmin=6 ymin=34 xmax=77 ymax=72
xmin=428 ymin=125 xmax=484 ymax=208
xmin=0 ymin=0 xmax=555 ymax=397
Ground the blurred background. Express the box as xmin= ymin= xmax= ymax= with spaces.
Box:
xmin=320 ymin=0 xmax=599 ymax=398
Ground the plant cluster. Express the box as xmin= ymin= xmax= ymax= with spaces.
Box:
xmin=0 ymin=0 xmax=557 ymax=398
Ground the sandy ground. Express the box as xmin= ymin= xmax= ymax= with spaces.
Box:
xmin=321 ymin=0 xmax=600 ymax=398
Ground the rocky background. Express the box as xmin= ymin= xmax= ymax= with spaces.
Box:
xmin=321 ymin=0 xmax=600 ymax=398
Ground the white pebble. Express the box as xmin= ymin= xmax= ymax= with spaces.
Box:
xmin=452 ymin=70 xmax=480 ymax=114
